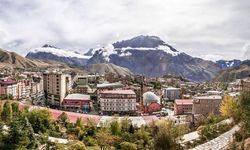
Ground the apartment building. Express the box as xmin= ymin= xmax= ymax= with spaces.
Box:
xmin=0 ymin=79 xmax=18 ymax=99
xmin=43 ymin=72 xmax=71 ymax=107
xmin=163 ymin=87 xmax=180 ymax=101
xmin=174 ymin=99 xmax=193 ymax=115
xmin=99 ymin=90 xmax=136 ymax=114
xmin=241 ymin=77 xmax=250 ymax=92
xmin=192 ymin=95 xmax=222 ymax=116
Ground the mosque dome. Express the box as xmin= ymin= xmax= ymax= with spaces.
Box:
xmin=143 ymin=91 xmax=160 ymax=105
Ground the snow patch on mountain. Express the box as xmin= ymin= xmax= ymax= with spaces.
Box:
xmin=120 ymin=45 xmax=180 ymax=56
xmin=30 ymin=46 xmax=91 ymax=59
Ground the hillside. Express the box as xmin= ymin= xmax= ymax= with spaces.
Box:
xmin=87 ymin=35 xmax=220 ymax=82
xmin=213 ymin=60 xmax=250 ymax=82
xmin=83 ymin=63 xmax=133 ymax=76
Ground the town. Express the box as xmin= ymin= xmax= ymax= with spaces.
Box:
xmin=0 ymin=66 xmax=249 ymax=149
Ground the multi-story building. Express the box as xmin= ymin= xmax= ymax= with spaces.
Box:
xmin=241 ymin=77 xmax=250 ymax=92
xmin=0 ymin=79 xmax=18 ymax=99
xmin=43 ymin=72 xmax=71 ymax=107
xmin=99 ymin=90 xmax=136 ymax=114
xmin=174 ymin=99 xmax=193 ymax=115
xmin=73 ymin=75 xmax=89 ymax=94
xmin=192 ymin=95 xmax=222 ymax=116
xmin=163 ymin=87 xmax=180 ymax=101
xmin=63 ymin=93 xmax=91 ymax=112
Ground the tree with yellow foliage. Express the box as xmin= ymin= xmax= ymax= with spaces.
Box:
xmin=220 ymin=95 xmax=239 ymax=121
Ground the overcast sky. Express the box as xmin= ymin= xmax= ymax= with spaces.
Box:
xmin=0 ymin=0 xmax=249 ymax=61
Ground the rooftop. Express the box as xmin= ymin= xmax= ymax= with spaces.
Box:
xmin=0 ymin=79 xmax=17 ymax=85
xmin=194 ymin=95 xmax=222 ymax=100
xmin=100 ymin=89 xmax=135 ymax=95
xmin=175 ymin=99 xmax=193 ymax=105
xmin=64 ymin=93 xmax=91 ymax=100
xmin=97 ymin=82 xmax=124 ymax=88
xmin=165 ymin=87 xmax=180 ymax=90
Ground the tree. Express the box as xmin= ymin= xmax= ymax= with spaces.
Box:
xmin=110 ymin=119 xmax=121 ymax=135
xmin=239 ymin=92 xmax=250 ymax=134
xmin=120 ymin=142 xmax=137 ymax=150
xmin=152 ymin=120 xmax=185 ymax=150
xmin=134 ymin=127 xmax=153 ymax=149
xmin=86 ymin=119 xmax=97 ymax=136
xmin=220 ymin=95 xmax=239 ymax=120
xmin=75 ymin=117 xmax=84 ymax=130
xmin=11 ymin=102 xmax=20 ymax=118
xmin=25 ymin=109 xmax=52 ymax=133
xmin=68 ymin=141 xmax=87 ymax=150
xmin=58 ymin=112 xmax=69 ymax=126
xmin=1 ymin=101 xmax=13 ymax=123
xmin=96 ymin=130 xmax=120 ymax=150
xmin=3 ymin=117 xmax=39 ymax=149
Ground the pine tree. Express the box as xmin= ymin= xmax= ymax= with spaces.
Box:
xmin=1 ymin=101 xmax=13 ymax=123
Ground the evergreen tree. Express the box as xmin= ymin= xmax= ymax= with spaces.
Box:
xmin=58 ymin=112 xmax=69 ymax=127
xmin=25 ymin=109 xmax=52 ymax=133
xmin=11 ymin=102 xmax=20 ymax=118
xmin=4 ymin=117 xmax=39 ymax=149
xmin=1 ymin=101 xmax=13 ymax=123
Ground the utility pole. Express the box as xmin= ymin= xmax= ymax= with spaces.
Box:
xmin=140 ymin=75 xmax=144 ymax=112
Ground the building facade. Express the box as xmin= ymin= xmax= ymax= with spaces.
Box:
xmin=0 ymin=79 xmax=18 ymax=99
xmin=63 ymin=93 xmax=91 ymax=112
xmin=192 ymin=95 xmax=222 ymax=116
xmin=43 ymin=72 xmax=71 ymax=107
xmin=163 ymin=87 xmax=180 ymax=101
xmin=174 ymin=99 xmax=193 ymax=115
xmin=241 ymin=77 xmax=250 ymax=91
xmin=99 ymin=90 xmax=136 ymax=114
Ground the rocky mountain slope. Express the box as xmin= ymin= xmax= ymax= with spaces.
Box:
xmin=0 ymin=48 xmax=50 ymax=69
xmin=26 ymin=44 xmax=90 ymax=66
xmin=25 ymin=35 xmax=222 ymax=81
xmin=87 ymin=35 xmax=220 ymax=82
xmin=213 ymin=60 xmax=250 ymax=82
xmin=83 ymin=63 xmax=132 ymax=76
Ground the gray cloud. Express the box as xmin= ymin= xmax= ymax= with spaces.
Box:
xmin=0 ymin=0 xmax=249 ymax=61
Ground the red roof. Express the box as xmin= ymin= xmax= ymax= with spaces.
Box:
xmin=100 ymin=89 xmax=135 ymax=95
xmin=175 ymin=99 xmax=193 ymax=105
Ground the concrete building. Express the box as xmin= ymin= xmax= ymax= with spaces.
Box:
xmin=43 ymin=72 xmax=71 ymax=107
xmin=163 ymin=87 xmax=180 ymax=101
xmin=99 ymin=90 xmax=136 ymax=114
xmin=174 ymin=99 xmax=193 ymax=115
xmin=73 ymin=75 xmax=89 ymax=94
xmin=241 ymin=77 xmax=250 ymax=92
xmin=192 ymin=95 xmax=222 ymax=116
xmin=63 ymin=93 xmax=91 ymax=112
xmin=0 ymin=79 xmax=18 ymax=99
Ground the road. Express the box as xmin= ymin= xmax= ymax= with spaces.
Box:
xmin=191 ymin=125 xmax=240 ymax=150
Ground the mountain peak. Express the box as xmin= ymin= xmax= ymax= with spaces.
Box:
xmin=113 ymin=35 xmax=166 ymax=49
xmin=42 ymin=44 xmax=58 ymax=49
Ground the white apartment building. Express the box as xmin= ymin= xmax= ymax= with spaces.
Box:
xmin=99 ymin=90 xmax=137 ymax=114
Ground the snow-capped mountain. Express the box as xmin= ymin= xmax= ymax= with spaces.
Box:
xmin=87 ymin=35 xmax=221 ymax=82
xmin=216 ymin=59 xmax=242 ymax=69
xmin=26 ymin=35 xmax=222 ymax=81
xmin=26 ymin=44 xmax=90 ymax=66
xmin=85 ymin=35 xmax=181 ymax=62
